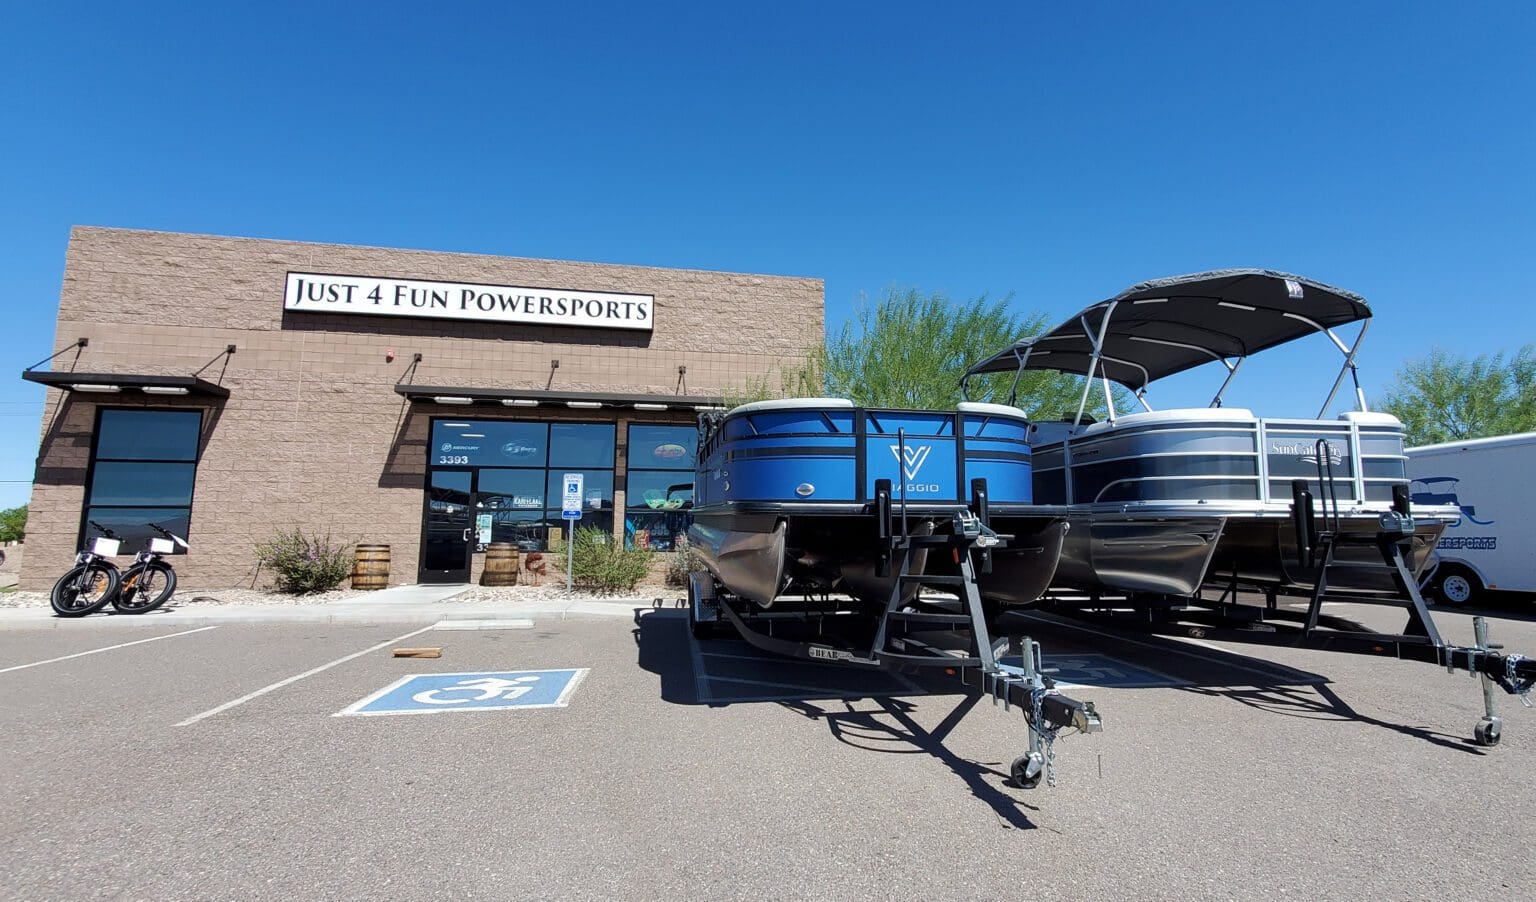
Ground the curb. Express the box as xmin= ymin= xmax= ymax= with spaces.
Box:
xmin=0 ymin=599 xmax=660 ymax=630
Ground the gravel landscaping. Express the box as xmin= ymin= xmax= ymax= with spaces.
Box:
xmin=449 ymin=583 xmax=679 ymax=604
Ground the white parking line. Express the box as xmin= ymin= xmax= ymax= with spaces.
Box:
xmin=0 ymin=626 xmax=218 ymax=675
xmin=175 ymin=624 xmax=437 ymax=727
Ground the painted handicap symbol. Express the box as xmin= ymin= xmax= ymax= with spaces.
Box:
xmin=336 ymin=668 xmax=589 ymax=717
xmin=997 ymin=652 xmax=1187 ymax=690
xmin=411 ymin=675 xmax=541 ymax=705
xmin=1035 ymin=654 xmax=1188 ymax=689
xmin=1050 ymin=658 xmax=1127 ymax=682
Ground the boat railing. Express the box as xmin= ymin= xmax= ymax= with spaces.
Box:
xmin=1040 ymin=412 xmax=1409 ymax=508
xmin=1313 ymin=438 xmax=1343 ymax=534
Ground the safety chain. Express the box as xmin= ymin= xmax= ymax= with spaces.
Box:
xmin=1506 ymin=654 xmax=1534 ymax=708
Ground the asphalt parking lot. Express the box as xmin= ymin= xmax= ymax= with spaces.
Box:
xmin=2 ymin=600 xmax=1534 ymax=900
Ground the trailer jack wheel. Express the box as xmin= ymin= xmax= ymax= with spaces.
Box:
xmin=1473 ymin=716 xmax=1502 ymax=747
xmin=1010 ymin=752 xmax=1045 ymax=789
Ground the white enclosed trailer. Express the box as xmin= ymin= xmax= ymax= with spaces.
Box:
xmin=1407 ymin=431 xmax=1536 ymax=604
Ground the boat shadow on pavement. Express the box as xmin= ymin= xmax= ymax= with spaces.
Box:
xmin=631 ymin=606 xmax=1481 ymax=825
xmin=1016 ymin=609 xmax=1493 ymax=756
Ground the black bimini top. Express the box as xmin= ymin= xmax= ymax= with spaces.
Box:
xmin=964 ymin=269 xmax=1371 ymax=392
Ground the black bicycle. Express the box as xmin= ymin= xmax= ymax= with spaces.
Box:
xmin=111 ymin=522 xmax=185 ymax=614
xmin=50 ymin=521 xmax=125 ymax=617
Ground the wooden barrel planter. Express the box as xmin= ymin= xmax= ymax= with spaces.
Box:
xmin=482 ymin=543 xmax=520 ymax=587
xmin=351 ymin=544 xmax=390 ymax=590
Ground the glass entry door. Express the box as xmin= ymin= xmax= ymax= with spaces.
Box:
xmin=420 ymin=470 xmax=473 ymax=583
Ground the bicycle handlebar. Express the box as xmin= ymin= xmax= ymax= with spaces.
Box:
xmin=146 ymin=521 xmax=190 ymax=550
xmin=88 ymin=520 xmax=120 ymax=540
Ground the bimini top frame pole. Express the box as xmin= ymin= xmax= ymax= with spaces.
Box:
xmin=1072 ymin=301 xmax=1117 ymax=427
xmin=1307 ymin=317 xmax=1371 ymax=418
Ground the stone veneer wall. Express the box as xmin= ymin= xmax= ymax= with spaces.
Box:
xmin=22 ymin=227 xmax=823 ymax=590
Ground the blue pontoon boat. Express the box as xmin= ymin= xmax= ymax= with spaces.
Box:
xmin=688 ymin=398 xmax=1067 ymax=610
xmin=685 ymin=398 xmax=1102 ymax=789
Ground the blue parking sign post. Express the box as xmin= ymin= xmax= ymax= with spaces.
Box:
xmin=562 ymin=473 xmax=583 ymax=590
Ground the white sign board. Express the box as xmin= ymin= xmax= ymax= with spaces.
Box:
xmin=284 ymin=272 xmax=653 ymax=332
xmin=562 ymin=474 xmax=584 ymax=520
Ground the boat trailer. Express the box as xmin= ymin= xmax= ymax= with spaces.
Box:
xmin=1041 ymin=462 xmax=1535 ymax=746
xmin=690 ymin=487 xmax=1102 ymax=789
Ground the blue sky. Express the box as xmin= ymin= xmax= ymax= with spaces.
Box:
xmin=2 ymin=2 xmax=1532 ymax=508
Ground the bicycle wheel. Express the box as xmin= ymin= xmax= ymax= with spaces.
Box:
xmin=112 ymin=561 xmax=177 ymax=613
xmin=51 ymin=562 xmax=120 ymax=617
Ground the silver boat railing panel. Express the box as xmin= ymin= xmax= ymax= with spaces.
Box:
xmin=1030 ymin=412 xmax=1410 ymax=510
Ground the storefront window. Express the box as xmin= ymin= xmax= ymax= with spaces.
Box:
xmin=475 ymin=469 xmax=545 ymax=510
xmin=544 ymin=469 xmax=614 ymax=511
xmin=83 ymin=409 xmax=202 ymax=553
xmin=625 ymin=424 xmax=697 ymax=551
xmin=428 ymin=419 xmax=616 ymax=552
xmin=432 ymin=420 xmax=546 ymax=467
xmin=551 ymin=423 xmax=617 ymax=468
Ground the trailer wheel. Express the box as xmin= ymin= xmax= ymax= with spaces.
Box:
xmin=1010 ymin=753 xmax=1044 ymax=789
xmin=1474 ymin=716 xmax=1502 ymax=747
xmin=1429 ymin=564 xmax=1482 ymax=606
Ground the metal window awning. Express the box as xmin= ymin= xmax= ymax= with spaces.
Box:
xmin=394 ymin=384 xmax=724 ymax=411
xmin=21 ymin=371 xmax=232 ymax=398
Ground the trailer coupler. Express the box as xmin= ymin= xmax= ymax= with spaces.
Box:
xmin=1441 ymin=616 xmax=1536 ymax=747
xmin=984 ymin=635 xmax=1103 ymax=788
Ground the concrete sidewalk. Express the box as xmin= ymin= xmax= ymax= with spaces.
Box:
xmin=0 ymin=596 xmax=660 ymax=629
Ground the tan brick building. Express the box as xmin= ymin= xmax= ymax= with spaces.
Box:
xmin=21 ymin=227 xmax=823 ymax=590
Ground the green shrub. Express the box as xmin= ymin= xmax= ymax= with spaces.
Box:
xmin=255 ymin=528 xmax=354 ymax=594
xmin=566 ymin=525 xmax=652 ymax=593
xmin=0 ymin=505 xmax=25 ymax=543
xmin=665 ymin=535 xmax=705 ymax=587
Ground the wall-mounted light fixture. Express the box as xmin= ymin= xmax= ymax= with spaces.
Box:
xmin=566 ymin=401 xmax=601 ymax=409
xmin=69 ymin=384 xmax=120 ymax=393
xmin=633 ymin=403 xmax=668 ymax=411
xmin=432 ymin=396 xmax=474 ymax=405
xmin=143 ymin=386 xmax=191 ymax=396
xmin=502 ymin=399 xmax=539 ymax=407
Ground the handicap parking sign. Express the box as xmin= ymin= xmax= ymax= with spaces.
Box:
xmin=335 ymin=669 xmax=588 ymax=717
xmin=562 ymin=473 xmax=583 ymax=520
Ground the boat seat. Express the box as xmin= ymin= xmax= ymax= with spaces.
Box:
xmin=1337 ymin=410 xmax=1404 ymax=427
xmin=1080 ymin=407 xmax=1257 ymax=435
xmin=956 ymin=401 xmax=1029 ymax=419
xmin=728 ymin=397 xmax=855 ymax=415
